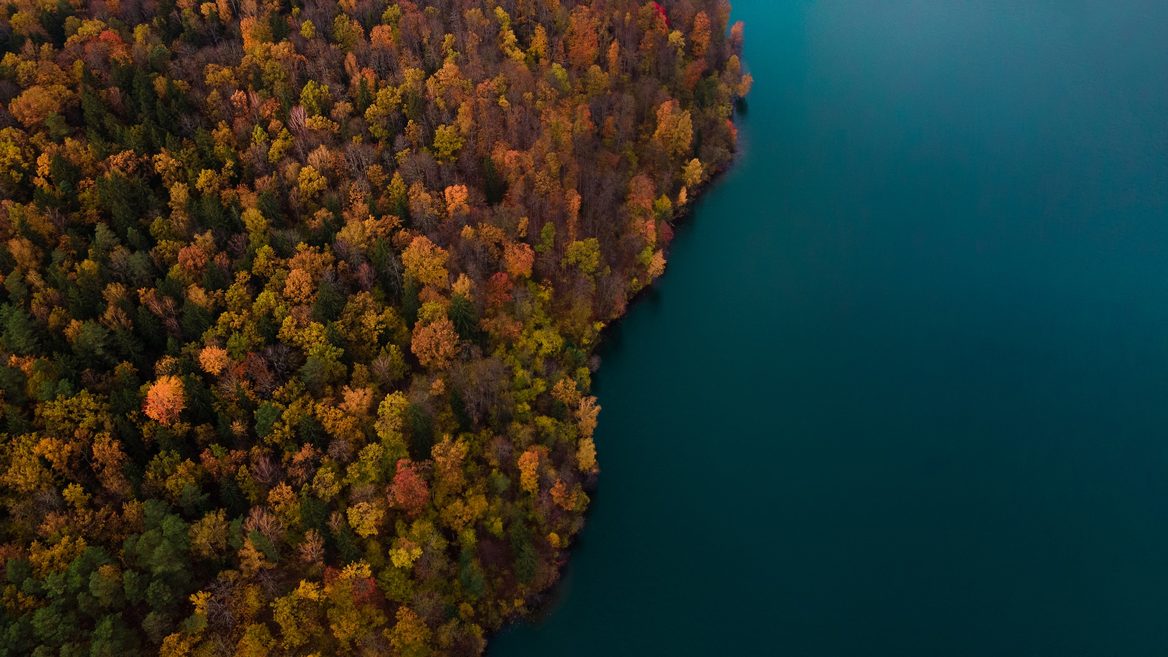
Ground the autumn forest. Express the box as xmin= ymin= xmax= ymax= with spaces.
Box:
xmin=0 ymin=0 xmax=749 ymax=654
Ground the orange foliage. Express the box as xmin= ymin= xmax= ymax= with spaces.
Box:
xmin=444 ymin=184 xmax=470 ymax=217
xmin=566 ymin=7 xmax=600 ymax=69
xmin=503 ymin=242 xmax=534 ymax=279
xmin=691 ymin=11 xmax=712 ymax=58
xmin=518 ymin=448 xmax=542 ymax=495
xmin=411 ymin=318 xmax=459 ymax=370
xmin=284 ymin=268 xmax=315 ymax=303
xmin=144 ymin=375 xmax=185 ymax=425
xmin=199 ymin=345 xmax=230 ymax=375
xmin=9 ymin=85 xmax=67 ymax=128
xmin=486 ymin=271 xmax=513 ymax=307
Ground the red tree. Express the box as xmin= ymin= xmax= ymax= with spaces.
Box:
xmin=389 ymin=459 xmax=430 ymax=516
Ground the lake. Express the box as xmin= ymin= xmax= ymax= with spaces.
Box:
xmin=490 ymin=1 xmax=1168 ymax=655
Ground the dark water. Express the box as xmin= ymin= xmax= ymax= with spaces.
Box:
xmin=491 ymin=1 xmax=1168 ymax=655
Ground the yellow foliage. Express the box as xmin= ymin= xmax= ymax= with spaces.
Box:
xmin=297 ymin=165 xmax=328 ymax=198
xmin=346 ymin=500 xmax=385 ymax=538
xmin=401 ymin=235 xmax=450 ymax=289
xmin=517 ymin=448 xmax=541 ymax=495
xmin=238 ymin=537 xmax=272 ymax=576
xmin=234 ymin=623 xmax=274 ymax=657
xmin=159 ymin=632 xmax=195 ymax=657
xmin=190 ymin=590 xmax=211 ymax=616
xmin=295 ymin=580 xmax=323 ymax=601
xmin=576 ymin=437 xmax=598 ymax=474
xmin=375 ymin=391 xmax=409 ymax=442
xmin=389 ymin=538 xmax=423 ymax=569
xmin=311 ymin=464 xmax=341 ymax=501
xmin=340 ymin=560 xmax=372 ymax=580
xmin=653 ymin=100 xmax=694 ymax=157
xmin=577 ymin=396 xmax=600 ymax=439
xmin=2 ymin=434 xmax=50 ymax=494
xmin=682 ymin=158 xmax=704 ymax=187
xmin=28 ymin=535 xmax=87 ymax=576
xmin=388 ymin=606 xmax=431 ymax=655
xmin=432 ymin=124 xmax=463 ymax=162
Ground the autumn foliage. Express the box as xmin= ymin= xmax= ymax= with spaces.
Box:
xmin=389 ymin=458 xmax=431 ymax=516
xmin=0 ymin=0 xmax=748 ymax=654
xmin=143 ymin=375 xmax=185 ymax=425
xmin=411 ymin=317 xmax=459 ymax=370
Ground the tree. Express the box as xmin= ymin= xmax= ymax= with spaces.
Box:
xmin=577 ymin=437 xmax=598 ymax=474
xmin=144 ymin=376 xmax=185 ymax=426
xmin=518 ymin=448 xmax=542 ymax=495
xmin=653 ymin=100 xmax=694 ymax=157
xmin=691 ymin=11 xmax=713 ymax=58
xmin=411 ymin=318 xmax=459 ymax=370
xmin=298 ymin=165 xmax=328 ymax=198
xmin=387 ymin=606 xmax=431 ymax=657
xmin=433 ymin=124 xmax=463 ymax=162
xmin=401 ymin=236 xmax=450 ymax=289
xmin=198 ymin=346 xmax=229 ymax=375
xmin=444 ymin=184 xmax=470 ymax=218
xmin=565 ymin=238 xmax=602 ymax=276
xmin=683 ymin=158 xmax=704 ymax=188
xmin=234 ymin=623 xmax=274 ymax=657
xmin=0 ymin=127 xmax=32 ymax=195
xmin=566 ymin=7 xmax=600 ymax=69
xmin=503 ymin=242 xmax=534 ymax=279
xmin=389 ymin=459 xmax=430 ymax=516
xmin=9 ymin=85 xmax=69 ymax=128
xmin=347 ymin=500 xmax=386 ymax=537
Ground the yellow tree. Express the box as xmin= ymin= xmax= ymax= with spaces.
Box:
xmin=401 ymin=235 xmax=450 ymax=289
xmin=518 ymin=447 xmax=543 ymax=495
xmin=387 ymin=606 xmax=431 ymax=657
xmin=433 ymin=124 xmax=463 ymax=162
xmin=653 ymin=100 xmax=694 ymax=157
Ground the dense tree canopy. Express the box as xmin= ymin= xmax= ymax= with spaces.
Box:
xmin=0 ymin=0 xmax=749 ymax=654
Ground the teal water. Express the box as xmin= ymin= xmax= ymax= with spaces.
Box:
xmin=491 ymin=2 xmax=1168 ymax=655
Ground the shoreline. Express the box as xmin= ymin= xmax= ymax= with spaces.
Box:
xmin=484 ymin=103 xmax=751 ymax=645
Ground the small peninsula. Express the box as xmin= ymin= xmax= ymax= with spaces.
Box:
xmin=0 ymin=1 xmax=749 ymax=654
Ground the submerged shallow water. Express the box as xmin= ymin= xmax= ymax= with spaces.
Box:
xmin=491 ymin=1 xmax=1168 ymax=655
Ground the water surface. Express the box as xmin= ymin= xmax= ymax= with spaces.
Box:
xmin=492 ymin=1 xmax=1168 ymax=654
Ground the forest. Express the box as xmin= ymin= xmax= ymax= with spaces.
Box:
xmin=0 ymin=0 xmax=749 ymax=654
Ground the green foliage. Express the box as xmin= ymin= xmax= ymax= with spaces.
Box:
xmin=0 ymin=305 xmax=39 ymax=355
